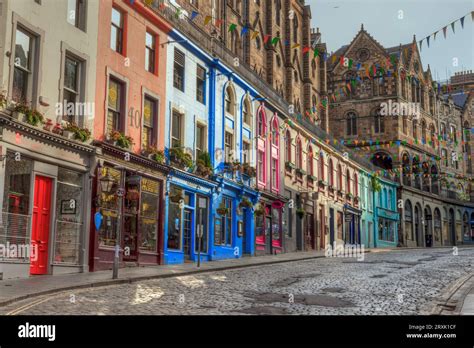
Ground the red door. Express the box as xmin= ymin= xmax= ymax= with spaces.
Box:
xmin=30 ymin=175 xmax=53 ymax=275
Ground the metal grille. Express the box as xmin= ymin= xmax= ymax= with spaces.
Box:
xmin=0 ymin=212 xmax=31 ymax=261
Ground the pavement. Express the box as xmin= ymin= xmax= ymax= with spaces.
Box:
xmin=460 ymin=278 xmax=474 ymax=315
xmin=2 ymin=247 xmax=472 ymax=315
xmin=0 ymin=250 xmax=328 ymax=307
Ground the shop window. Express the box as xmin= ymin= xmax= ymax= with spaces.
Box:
xmin=54 ymin=168 xmax=83 ymax=265
xmin=271 ymin=118 xmax=279 ymax=191
xmin=337 ymin=211 xmax=343 ymax=240
xmin=378 ymin=218 xmax=395 ymax=242
xmin=139 ymin=178 xmax=160 ymax=252
xmin=242 ymin=141 xmax=250 ymax=164
xmin=255 ymin=212 xmax=265 ymax=244
xmin=167 ymin=185 xmax=183 ymax=250
xmin=108 ymin=77 xmax=125 ymax=133
xmin=98 ymin=166 xmax=122 ymax=247
xmin=142 ymin=95 xmax=158 ymax=148
xmin=110 ymin=7 xmax=124 ymax=54
xmin=272 ymin=207 xmax=281 ymax=247
xmin=215 ymin=197 xmax=232 ymax=246
xmin=1 ymin=154 xmax=33 ymax=259
xmin=145 ymin=31 xmax=156 ymax=74
xmin=225 ymin=131 xmax=234 ymax=162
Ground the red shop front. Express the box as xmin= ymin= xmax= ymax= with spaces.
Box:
xmin=89 ymin=144 xmax=168 ymax=271
xmin=255 ymin=199 xmax=286 ymax=255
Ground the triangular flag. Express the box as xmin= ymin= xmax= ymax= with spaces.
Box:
xmin=271 ymin=36 xmax=280 ymax=45
xmin=348 ymin=59 xmax=353 ymax=69
xmin=302 ymin=46 xmax=311 ymax=54
xmin=190 ymin=11 xmax=199 ymax=21
xmin=332 ymin=55 xmax=337 ymax=64
xmin=451 ymin=21 xmax=456 ymax=34
xmin=471 ymin=11 xmax=474 ymax=21
xmin=229 ymin=23 xmax=237 ymax=32
xmin=426 ymin=36 xmax=430 ymax=47
xmin=419 ymin=40 xmax=423 ymax=51
xmin=250 ymin=31 xmax=259 ymax=40
xmin=241 ymin=25 xmax=249 ymax=36
xmin=313 ymin=48 xmax=319 ymax=58
xmin=460 ymin=16 xmax=465 ymax=28
xmin=215 ymin=19 xmax=223 ymax=27
xmin=204 ymin=16 xmax=212 ymax=25
xmin=292 ymin=43 xmax=300 ymax=49
xmin=433 ymin=31 xmax=438 ymax=40
xmin=264 ymin=34 xmax=271 ymax=44
xmin=443 ymin=26 xmax=447 ymax=38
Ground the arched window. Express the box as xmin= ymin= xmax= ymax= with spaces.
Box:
xmin=276 ymin=0 xmax=281 ymax=26
xmin=354 ymin=173 xmax=359 ymax=197
xmin=430 ymin=124 xmax=436 ymax=146
xmin=405 ymin=200 xmax=413 ymax=240
xmin=346 ymin=111 xmax=357 ymax=136
xmin=421 ymin=120 xmax=427 ymax=144
xmin=293 ymin=15 xmax=298 ymax=42
xmin=285 ymin=130 xmax=292 ymax=163
xmin=346 ymin=169 xmax=351 ymax=194
xmin=383 ymin=188 xmax=388 ymax=208
xmin=257 ymin=108 xmax=266 ymax=187
xmin=464 ymin=121 xmax=471 ymax=142
xmin=434 ymin=208 xmax=441 ymax=242
xmin=242 ymin=98 xmax=251 ymax=126
xmin=312 ymin=95 xmax=317 ymax=110
xmin=307 ymin=146 xmax=314 ymax=178
xmin=296 ymin=137 xmax=303 ymax=169
xmin=403 ymin=117 xmax=408 ymax=134
xmin=271 ymin=118 xmax=280 ymax=191
xmin=374 ymin=109 xmax=384 ymax=133
xmin=440 ymin=122 xmax=447 ymax=140
xmin=338 ymin=164 xmax=343 ymax=191
xmin=319 ymin=152 xmax=325 ymax=182
xmin=402 ymin=152 xmax=411 ymax=186
xmin=413 ymin=119 xmax=418 ymax=139
xmin=329 ymin=159 xmax=334 ymax=187
xmin=225 ymin=86 xmax=234 ymax=116
xmin=231 ymin=30 xmax=239 ymax=55
xmin=388 ymin=190 xmax=392 ymax=209
xmin=311 ymin=60 xmax=316 ymax=78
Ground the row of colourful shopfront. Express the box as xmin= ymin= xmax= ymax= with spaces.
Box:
xmin=0 ymin=0 xmax=471 ymax=280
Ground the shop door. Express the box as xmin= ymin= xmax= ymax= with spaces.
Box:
xmin=30 ymin=175 xmax=53 ymax=275
xmin=123 ymin=214 xmax=138 ymax=261
xmin=306 ymin=213 xmax=315 ymax=250
xmin=242 ymin=210 xmax=248 ymax=254
xmin=183 ymin=208 xmax=193 ymax=260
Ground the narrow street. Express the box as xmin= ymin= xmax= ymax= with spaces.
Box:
xmin=3 ymin=248 xmax=473 ymax=315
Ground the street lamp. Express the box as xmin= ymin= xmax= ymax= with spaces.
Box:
xmin=100 ymin=171 xmax=116 ymax=194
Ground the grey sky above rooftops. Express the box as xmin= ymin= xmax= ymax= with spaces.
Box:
xmin=310 ymin=0 xmax=473 ymax=82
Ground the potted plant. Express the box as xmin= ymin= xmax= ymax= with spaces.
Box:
xmin=242 ymin=163 xmax=257 ymax=178
xmin=43 ymin=118 xmax=54 ymax=132
xmin=370 ymin=174 xmax=382 ymax=193
xmin=223 ymin=161 xmax=235 ymax=173
xmin=196 ymin=152 xmax=213 ymax=178
xmin=307 ymin=174 xmax=318 ymax=181
xmin=253 ymin=203 xmax=264 ymax=216
xmin=346 ymin=192 xmax=353 ymax=199
xmin=296 ymin=168 xmax=307 ymax=175
xmin=12 ymin=102 xmax=29 ymax=122
xmin=169 ymin=147 xmax=194 ymax=170
xmin=65 ymin=122 xmax=91 ymax=142
xmin=52 ymin=123 xmax=63 ymax=135
xmin=216 ymin=203 xmax=229 ymax=216
xmin=25 ymin=109 xmax=45 ymax=127
xmin=285 ymin=161 xmax=296 ymax=171
xmin=318 ymin=180 xmax=327 ymax=187
xmin=232 ymin=160 xmax=242 ymax=172
xmin=239 ymin=197 xmax=253 ymax=209
xmin=296 ymin=208 xmax=305 ymax=219
xmin=110 ymin=130 xmax=134 ymax=149
xmin=153 ymin=150 xmax=165 ymax=164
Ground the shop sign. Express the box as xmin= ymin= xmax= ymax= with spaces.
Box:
xmin=142 ymin=178 xmax=159 ymax=194
xmin=94 ymin=212 xmax=103 ymax=230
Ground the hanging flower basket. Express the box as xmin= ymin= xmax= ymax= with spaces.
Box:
xmin=253 ymin=203 xmax=264 ymax=216
xmin=216 ymin=205 xmax=229 ymax=216
xmin=169 ymin=188 xmax=184 ymax=203
xmin=239 ymin=197 xmax=253 ymax=209
xmin=296 ymin=208 xmax=305 ymax=219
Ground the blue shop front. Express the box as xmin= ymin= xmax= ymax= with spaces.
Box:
xmin=374 ymin=206 xmax=399 ymax=248
xmin=163 ymin=168 xmax=259 ymax=264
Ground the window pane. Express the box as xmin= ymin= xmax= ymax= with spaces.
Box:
xmin=111 ymin=8 xmax=122 ymax=27
xmin=108 ymin=79 xmax=121 ymax=111
xmin=12 ymin=68 xmax=28 ymax=102
xmin=64 ymin=57 xmax=78 ymax=91
xmin=167 ymin=202 xmax=181 ymax=250
xmin=15 ymin=29 xmax=31 ymax=70
xmin=67 ymin=0 xmax=77 ymax=26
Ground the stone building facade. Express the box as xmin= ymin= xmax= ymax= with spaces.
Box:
xmin=327 ymin=25 xmax=474 ymax=247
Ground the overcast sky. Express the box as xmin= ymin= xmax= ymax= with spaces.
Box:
xmin=310 ymin=0 xmax=473 ymax=82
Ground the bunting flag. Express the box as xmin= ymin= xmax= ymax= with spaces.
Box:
xmin=264 ymin=34 xmax=271 ymax=44
xmin=313 ymin=48 xmax=319 ymax=58
xmin=250 ymin=31 xmax=259 ymax=40
xmin=292 ymin=43 xmax=301 ymax=49
xmin=419 ymin=40 xmax=423 ymax=51
xmin=433 ymin=31 xmax=438 ymax=40
xmin=241 ymin=25 xmax=249 ymax=36
xmin=190 ymin=11 xmax=199 ymax=21
xmin=460 ymin=16 xmax=465 ymax=28
xmin=426 ymin=36 xmax=430 ymax=47
xmin=204 ymin=15 xmax=212 ymax=25
xmin=215 ymin=19 xmax=223 ymax=27
xmin=451 ymin=22 xmax=456 ymax=33
xmin=229 ymin=23 xmax=237 ymax=32
xmin=443 ymin=26 xmax=447 ymax=38
xmin=303 ymin=46 xmax=311 ymax=54
xmin=271 ymin=36 xmax=280 ymax=45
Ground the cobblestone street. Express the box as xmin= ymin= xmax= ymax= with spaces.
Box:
xmin=3 ymin=248 xmax=473 ymax=315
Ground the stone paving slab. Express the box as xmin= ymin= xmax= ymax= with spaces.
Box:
xmin=0 ymin=250 xmax=329 ymax=307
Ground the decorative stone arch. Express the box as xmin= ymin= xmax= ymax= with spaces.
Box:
xmin=404 ymin=199 xmax=414 ymax=241
xmin=434 ymin=208 xmax=442 ymax=244
xmin=414 ymin=203 xmax=423 ymax=246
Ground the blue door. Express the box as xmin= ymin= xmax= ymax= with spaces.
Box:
xmin=329 ymin=208 xmax=335 ymax=245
